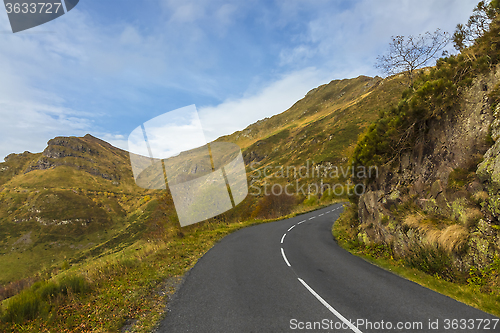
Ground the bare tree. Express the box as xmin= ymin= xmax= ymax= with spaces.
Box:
xmin=376 ymin=29 xmax=450 ymax=88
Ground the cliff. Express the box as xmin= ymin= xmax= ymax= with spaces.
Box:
xmin=357 ymin=66 xmax=500 ymax=275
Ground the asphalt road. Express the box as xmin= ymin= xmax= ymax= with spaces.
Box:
xmin=157 ymin=204 xmax=499 ymax=332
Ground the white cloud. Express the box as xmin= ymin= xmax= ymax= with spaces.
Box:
xmin=98 ymin=133 xmax=128 ymax=152
xmin=0 ymin=99 xmax=92 ymax=161
xmin=0 ymin=7 xmax=172 ymax=161
xmin=279 ymin=0 xmax=479 ymax=73
xmin=0 ymin=0 xmax=484 ymax=163
xmin=198 ymin=67 xmax=332 ymax=142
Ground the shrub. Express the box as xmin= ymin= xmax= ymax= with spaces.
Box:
xmin=1 ymin=275 xmax=89 ymax=324
xmin=252 ymin=193 xmax=296 ymax=219
xmin=59 ymin=275 xmax=89 ymax=295
xmin=488 ymin=82 xmax=500 ymax=109
xmin=33 ymin=281 xmax=59 ymax=300
xmin=448 ymin=168 xmax=476 ymax=190
xmin=467 ymin=258 xmax=500 ymax=293
xmin=2 ymin=289 xmax=44 ymax=324
xmin=302 ymin=195 xmax=318 ymax=206
xmin=320 ymin=189 xmax=334 ymax=202
xmin=404 ymin=244 xmax=459 ymax=282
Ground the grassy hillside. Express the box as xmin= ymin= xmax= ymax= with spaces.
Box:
xmin=218 ymin=75 xmax=406 ymax=208
xmin=221 ymin=75 xmax=405 ymax=164
xmin=0 ymin=135 xmax=159 ymax=285
xmin=0 ymin=73 xmax=408 ymax=331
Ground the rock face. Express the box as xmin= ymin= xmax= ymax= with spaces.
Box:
xmin=23 ymin=135 xmax=124 ymax=182
xmin=357 ymin=66 xmax=500 ymax=270
xmin=478 ymin=106 xmax=500 ymax=191
xmin=42 ymin=138 xmax=99 ymax=158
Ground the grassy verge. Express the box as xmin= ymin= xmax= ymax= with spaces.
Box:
xmin=332 ymin=205 xmax=500 ymax=318
xmin=0 ymin=200 xmax=340 ymax=332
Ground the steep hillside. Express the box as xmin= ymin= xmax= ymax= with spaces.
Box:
xmin=0 ymin=73 xmax=407 ymax=284
xmin=0 ymin=135 xmax=160 ymax=284
xmin=341 ymin=1 xmax=500 ymax=294
xmin=218 ymin=74 xmax=406 ymax=204
xmin=222 ymin=75 xmax=404 ymax=164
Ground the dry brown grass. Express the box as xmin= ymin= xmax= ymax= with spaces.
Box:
xmin=403 ymin=213 xmax=469 ymax=254
xmin=403 ymin=213 xmax=425 ymax=229
xmin=427 ymin=225 xmax=469 ymax=253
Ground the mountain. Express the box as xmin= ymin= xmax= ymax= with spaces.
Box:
xmin=0 ymin=74 xmax=407 ymax=285
xmin=0 ymin=134 xmax=157 ymax=284
xmin=222 ymin=75 xmax=404 ymax=167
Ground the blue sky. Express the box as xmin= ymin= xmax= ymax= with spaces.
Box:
xmin=0 ymin=0 xmax=479 ymax=160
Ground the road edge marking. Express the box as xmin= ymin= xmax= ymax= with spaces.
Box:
xmin=297 ymin=278 xmax=363 ymax=333
xmin=281 ymin=248 xmax=291 ymax=267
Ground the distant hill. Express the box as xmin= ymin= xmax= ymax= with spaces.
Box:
xmin=0 ymin=74 xmax=407 ymax=285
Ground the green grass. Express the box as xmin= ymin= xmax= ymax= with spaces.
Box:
xmin=2 ymin=275 xmax=88 ymax=324
xmin=0 ymin=211 xmax=132 ymax=285
xmin=0 ymin=199 xmax=341 ymax=332
xmin=352 ymin=254 xmax=500 ymax=318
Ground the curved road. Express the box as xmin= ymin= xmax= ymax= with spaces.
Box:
xmin=157 ymin=204 xmax=499 ymax=332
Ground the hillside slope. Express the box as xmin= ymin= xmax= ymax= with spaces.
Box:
xmin=342 ymin=1 xmax=500 ymax=295
xmin=0 ymin=135 xmax=158 ymax=284
xmin=217 ymin=75 xmax=406 ymax=207
xmin=0 ymin=74 xmax=407 ymax=285
xmin=221 ymin=75 xmax=404 ymax=166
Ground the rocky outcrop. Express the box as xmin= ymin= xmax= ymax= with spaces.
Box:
xmin=24 ymin=135 xmax=119 ymax=181
xmin=478 ymin=106 xmax=500 ymax=191
xmin=357 ymin=66 xmax=500 ymax=270
xmin=44 ymin=138 xmax=99 ymax=158
xmin=3 ymin=151 xmax=33 ymax=162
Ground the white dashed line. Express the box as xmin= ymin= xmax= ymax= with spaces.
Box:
xmin=298 ymin=278 xmax=363 ymax=333
xmin=280 ymin=205 xmax=356 ymax=330
xmin=281 ymin=248 xmax=291 ymax=266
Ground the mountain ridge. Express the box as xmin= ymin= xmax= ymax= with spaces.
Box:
xmin=0 ymin=73 xmax=406 ymax=285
